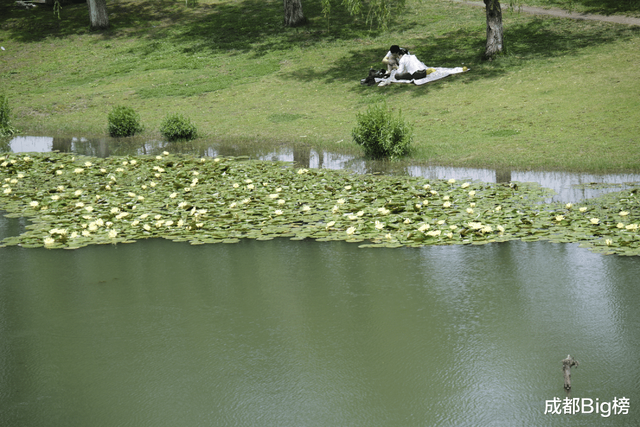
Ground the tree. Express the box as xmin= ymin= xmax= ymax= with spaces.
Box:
xmin=284 ymin=0 xmax=307 ymax=27
xmin=484 ymin=0 xmax=504 ymax=59
xmin=87 ymin=0 xmax=109 ymax=30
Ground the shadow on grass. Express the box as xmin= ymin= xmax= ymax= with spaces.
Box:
xmin=283 ymin=13 xmax=640 ymax=96
xmin=541 ymin=0 xmax=640 ymax=16
xmin=0 ymin=0 xmax=393 ymax=52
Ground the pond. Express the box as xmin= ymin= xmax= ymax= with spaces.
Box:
xmin=1 ymin=136 xmax=639 ymax=426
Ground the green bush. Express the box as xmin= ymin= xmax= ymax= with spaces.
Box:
xmin=160 ymin=113 xmax=198 ymax=141
xmin=107 ymin=106 xmax=143 ymax=137
xmin=0 ymin=95 xmax=17 ymax=137
xmin=352 ymin=103 xmax=412 ymax=159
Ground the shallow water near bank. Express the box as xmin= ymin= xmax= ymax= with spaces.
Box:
xmin=5 ymin=135 xmax=640 ymax=203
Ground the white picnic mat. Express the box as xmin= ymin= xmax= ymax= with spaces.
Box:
xmin=376 ymin=67 xmax=468 ymax=86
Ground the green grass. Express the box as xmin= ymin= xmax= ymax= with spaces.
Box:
xmin=1 ymin=0 xmax=639 ymax=172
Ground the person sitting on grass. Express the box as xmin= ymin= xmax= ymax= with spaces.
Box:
xmin=393 ymin=48 xmax=429 ymax=80
xmin=382 ymin=45 xmax=408 ymax=74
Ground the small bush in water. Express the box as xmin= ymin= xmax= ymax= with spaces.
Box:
xmin=352 ymin=103 xmax=412 ymax=159
xmin=160 ymin=113 xmax=198 ymax=141
xmin=0 ymin=94 xmax=17 ymax=137
xmin=107 ymin=106 xmax=144 ymax=137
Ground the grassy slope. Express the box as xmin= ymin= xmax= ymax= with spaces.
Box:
xmin=0 ymin=0 xmax=639 ymax=172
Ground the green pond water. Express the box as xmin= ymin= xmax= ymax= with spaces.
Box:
xmin=1 ymin=221 xmax=639 ymax=426
xmin=1 ymin=138 xmax=640 ymax=425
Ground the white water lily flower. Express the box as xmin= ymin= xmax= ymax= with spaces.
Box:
xmin=481 ymin=225 xmax=493 ymax=233
xmin=177 ymin=219 xmax=184 ymax=227
xmin=178 ymin=202 xmax=188 ymax=208
xmin=427 ymin=230 xmax=442 ymax=237
xmin=468 ymin=190 xmax=476 ymax=197
xmin=346 ymin=227 xmax=356 ymax=235
xmin=495 ymin=206 xmax=502 ymax=212
xmin=443 ymin=196 xmax=450 ymax=201
xmin=302 ymin=205 xmax=311 ymax=212
xmin=130 ymin=160 xmax=137 ymax=165
xmin=165 ymin=220 xmax=174 ymax=227
xmin=138 ymin=196 xmax=145 ymax=201
xmin=423 ymin=184 xmax=430 ymax=190
xmin=443 ymin=201 xmax=451 ymax=208
xmin=356 ymin=211 xmax=364 ymax=217
xmin=132 ymin=220 xmax=140 ymax=226
xmin=344 ymin=185 xmax=352 ymax=190
xmin=450 ymin=225 xmax=458 ymax=230
xmin=337 ymin=198 xmax=345 ymax=204
xmin=85 ymin=206 xmax=94 ymax=212
xmin=43 ymin=237 xmax=55 ymax=246
xmin=404 ymin=218 xmax=412 ymax=224
xmin=140 ymin=214 xmax=149 ymax=219
xmin=590 ymin=218 xmax=600 ymax=225
xmin=430 ymin=190 xmax=438 ymax=195
xmin=415 ymin=204 xmax=422 ymax=209
xmin=105 ymin=185 xmax=111 ymax=190
xmin=88 ymin=223 xmax=98 ymax=231
xmin=497 ymin=225 xmax=505 ymax=233
xmin=74 ymin=168 xmax=84 ymax=174
xmin=274 ymin=210 xmax=283 ymax=215
xmin=169 ymin=192 xmax=177 ymax=198
xmin=150 ymin=182 xmax=156 ymax=187
xmin=108 ymin=229 xmax=117 ymax=239
xmin=110 ymin=207 xmax=120 ymax=214
xmin=297 ymin=168 xmax=308 ymax=174
xmin=579 ymin=207 xmax=587 ymax=212
xmin=377 ymin=207 xmax=390 ymax=215
xmin=385 ymin=233 xmax=393 ymax=239
xmin=619 ymin=211 xmax=629 ymax=216
xmin=375 ymin=221 xmax=384 ymax=230
xmin=348 ymin=215 xmax=357 ymax=220
xmin=448 ymin=179 xmax=456 ymax=184
xmin=326 ymin=221 xmax=336 ymax=229
xmin=605 ymin=239 xmax=613 ymax=246
xmin=418 ymin=224 xmax=430 ymax=232
xmin=269 ymin=193 xmax=279 ymax=199
xmin=469 ymin=202 xmax=476 ymax=208
xmin=95 ymin=219 xmax=104 ymax=226
xmin=617 ymin=223 xmax=624 ymax=228
xmin=466 ymin=208 xmax=474 ymax=214
xmin=437 ymin=220 xmax=446 ymax=225
xmin=143 ymin=224 xmax=151 ymax=231
xmin=555 ymin=215 xmax=565 ymax=222
xmin=626 ymin=224 xmax=638 ymax=231
xmin=469 ymin=222 xmax=483 ymax=230
xmin=277 ymin=199 xmax=285 ymax=205
xmin=156 ymin=156 xmax=162 ymax=160
xmin=30 ymin=201 xmax=39 ymax=207
xmin=214 ymin=158 xmax=221 ymax=162
xmin=51 ymin=195 xmax=60 ymax=201
xmin=230 ymin=202 xmax=237 ymax=209
xmin=82 ymin=230 xmax=91 ymax=237
xmin=461 ymin=182 xmax=470 ymax=189
xmin=332 ymin=205 xmax=339 ymax=213
xmin=141 ymin=185 xmax=147 ymax=190
xmin=162 ymin=151 xmax=170 ymax=156
xmin=247 ymin=184 xmax=255 ymax=190
xmin=128 ymin=192 xmax=136 ymax=197
xmin=84 ymin=161 xmax=92 ymax=167
xmin=56 ymin=170 xmax=63 ymax=175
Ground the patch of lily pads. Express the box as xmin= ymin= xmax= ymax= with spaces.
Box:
xmin=1 ymin=152 xmax=639 ymax=255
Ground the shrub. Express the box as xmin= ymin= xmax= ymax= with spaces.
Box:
xmin=352 ymin=103 xmax=412 ymax=159
xmin=0 ymin=95 xmax=17 ymax=137
xmin=107 ymin=105 xmax=143 ymax=137
xmin=160 ymin=113 xmax=198 ymax=141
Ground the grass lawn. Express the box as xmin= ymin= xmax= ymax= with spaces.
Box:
xmin=1 ymin=0 xmax=639 ymax=172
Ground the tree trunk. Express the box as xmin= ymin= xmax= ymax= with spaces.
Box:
xmin=484 ymin=0 xmax=503 ymax=59
xmin=284 ymin=0 xmax=307 ymax=27
xmin=87 ymin=0 xmax=109 ymax=30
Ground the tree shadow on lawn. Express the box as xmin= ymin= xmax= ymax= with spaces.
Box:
xmin=544 ymin=0 xmax=640 ymax=16
xmin=283 ymin=15 xmax=640 ymax=97
xmin=0 ymin=0 xmax=402 ymax=53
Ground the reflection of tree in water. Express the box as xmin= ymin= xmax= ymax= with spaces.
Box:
xmin=0 ymin=137 xmax=11 ymax=153
xmin=52 ymin=137 xmax=73 ymax=153
xmin=495 ymin=169 xmax=512 ymax=183
xmin=293 ymin=146 xmax=310 ymax=168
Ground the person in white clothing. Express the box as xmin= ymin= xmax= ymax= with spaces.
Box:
xmin=381 ymin=45 xmax=408 ymax=73
xmin=394 ymin=50 xmax=428 ymax=80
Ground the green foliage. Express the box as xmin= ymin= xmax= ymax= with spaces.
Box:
xmin=322 ymin=0 xmax=406 ymax=29
xmin=107 ymin=106 xmax=143 ymax=137
xmin=160 ymin=113 xmax=198 ymax=141
xmin=352 ymin=103 xmax=412 ymax=159
xmin=0 ymin=95 xmax=17 ymax=137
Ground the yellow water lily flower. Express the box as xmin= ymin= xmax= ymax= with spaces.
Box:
xmin=590 ymin=218 xmax=600 ymax=225
xmin=619 ymin=211 xmax=629 ymax=216
xmin=346 ymin=227 xmax=356 ymax=235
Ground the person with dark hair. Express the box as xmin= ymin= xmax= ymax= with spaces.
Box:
xmin=382 ymin=45 xmax=406 ymax=73
xmin=393 ymin=48 xmax=429 ymax=81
